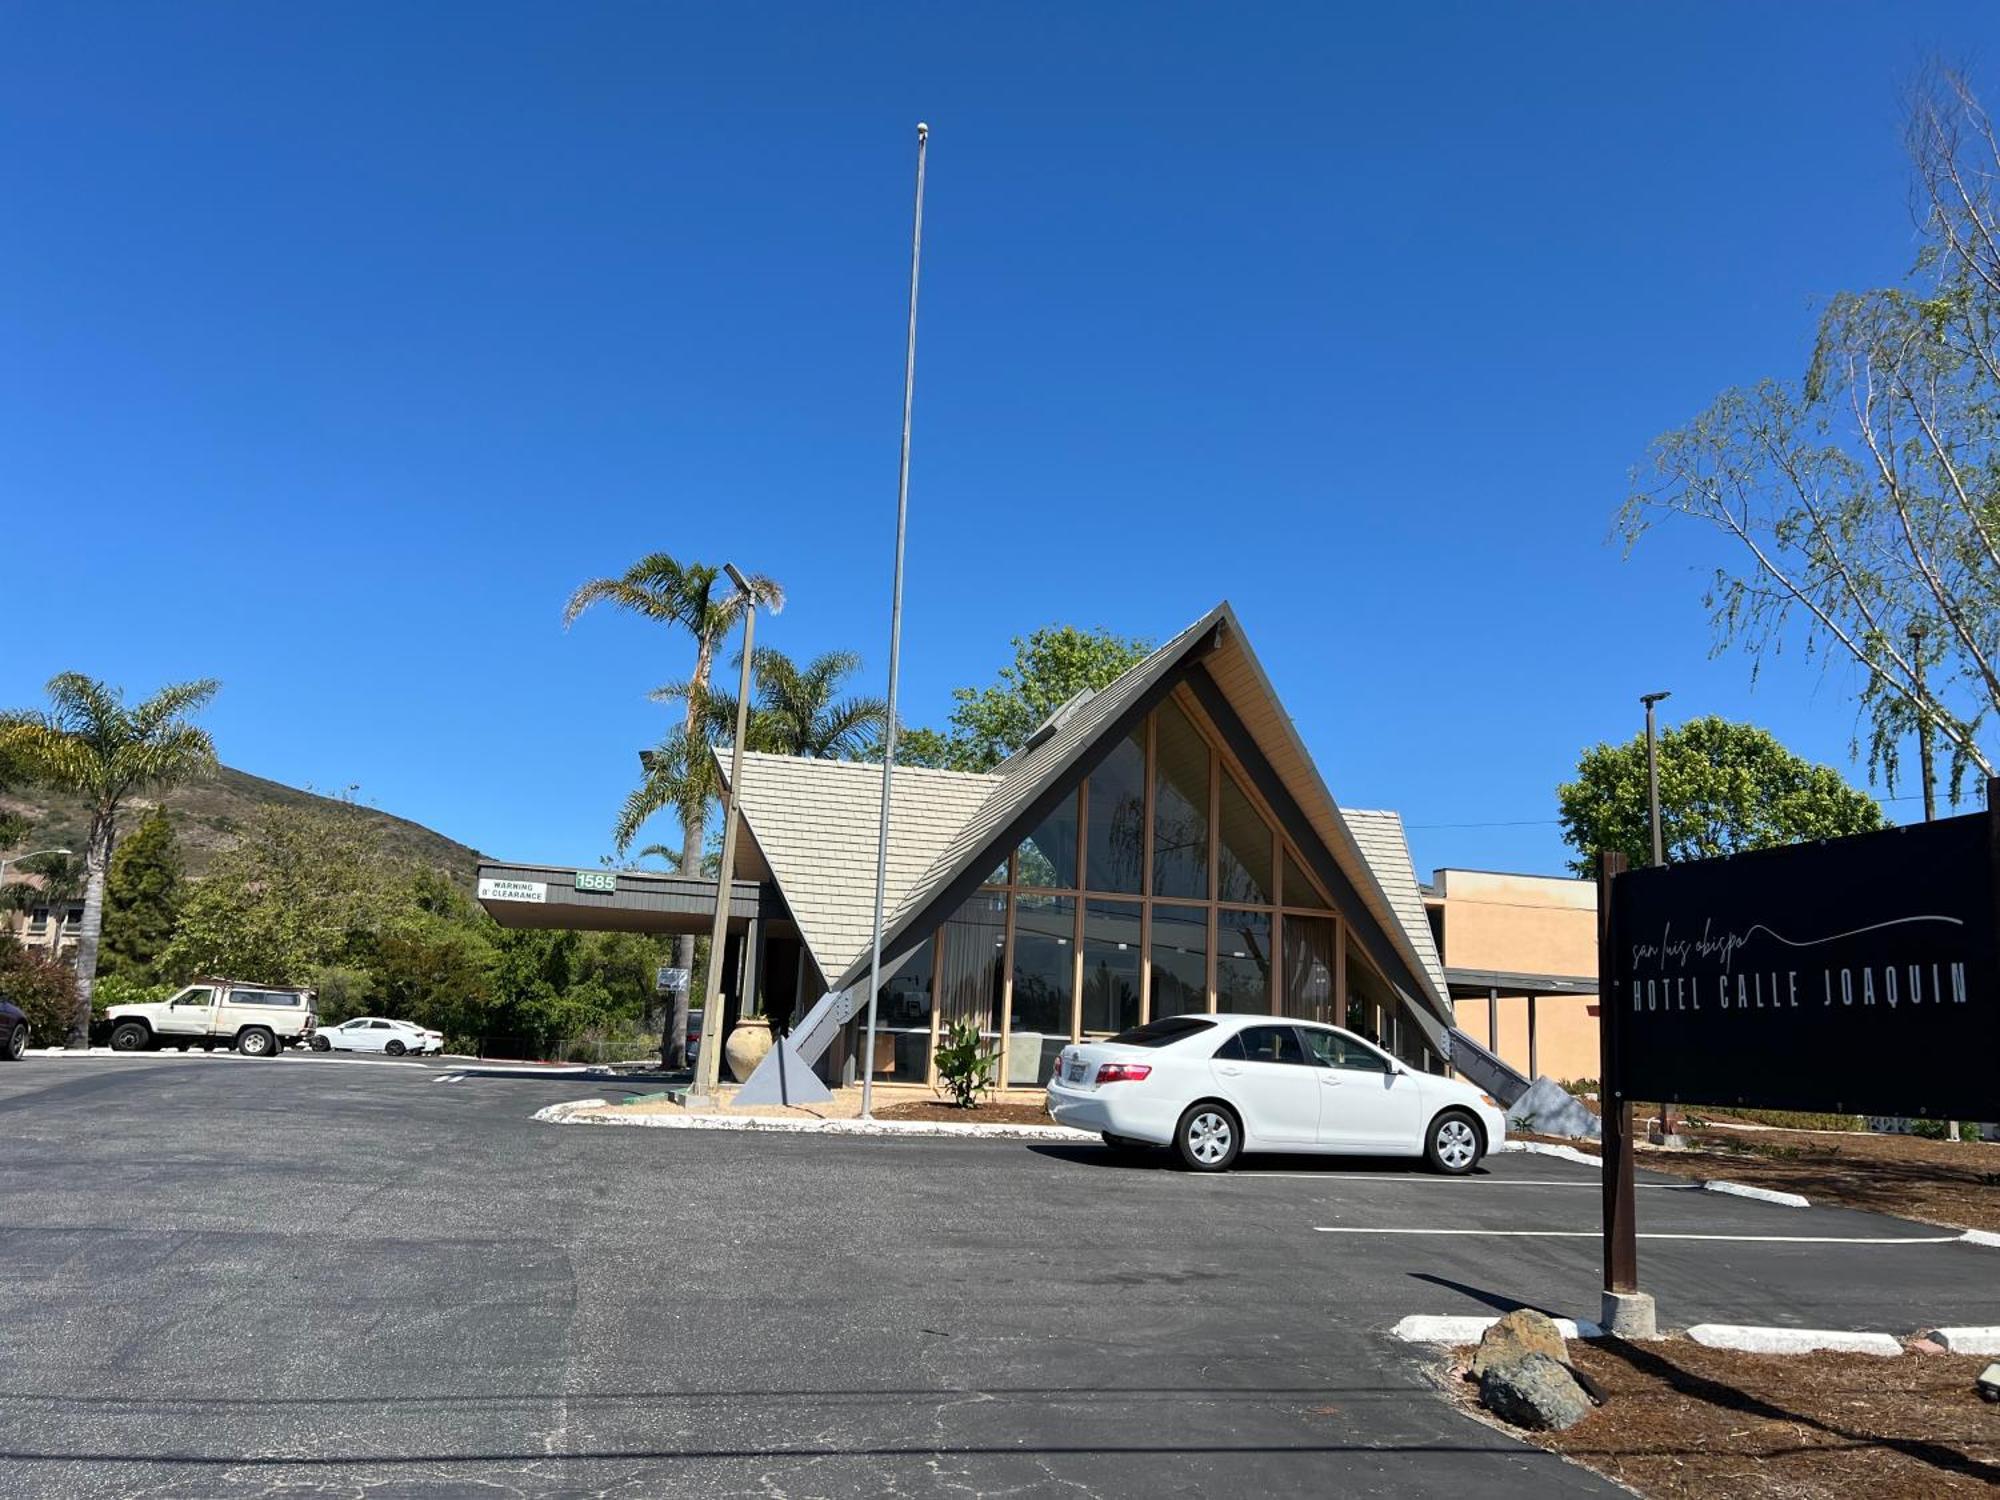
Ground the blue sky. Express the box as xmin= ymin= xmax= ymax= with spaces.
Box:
xmin=5 ymin=3 xmax=1996 ymax=878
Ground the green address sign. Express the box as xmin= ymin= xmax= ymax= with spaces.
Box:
xmin=574 ymin=871 xmax=618 ymax=894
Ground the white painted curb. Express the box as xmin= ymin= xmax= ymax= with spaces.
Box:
xmin=1702 ymin=1180 xmax=1810 ymax=1209
xmin=1392 ymin=1314 xmax=1603 ymax=1344
xmin=1959 ymin=1229 xmax=2000 ymax=1248
xmin=532 ymin=1098 xmax=1097 ymax=1142
xmin=1926 ymin=1327 xmax=2000 ymax=1355
xmin=1497 ymin=1141 xmax=1601 ymax=1168
xmin=1686 ymin=1324 xmax=1903 ymax=1357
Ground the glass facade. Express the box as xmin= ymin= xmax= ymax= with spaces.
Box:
xmin=843 ymin=686 xmax=1445 ymax=1084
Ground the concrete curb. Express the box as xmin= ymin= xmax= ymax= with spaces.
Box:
xmin=1497 ymin=1141 xmax=1601 ymax=1168
xmin=1925 ymin=1327 xmax=2000 ymax=1355
xmin=532 ymin=1098 xmax=1098 ymax=1142
xmin=1701 ymin=1180 xmax=1810 ymax=1209
xmin=1686 ymin=1324 xmax=1904 ymax=1357
xmin=1958 ymin=1228 xmax=2000 ymax=1248
xmin=1392 ymin=1314 xmax=1603 ymax=1344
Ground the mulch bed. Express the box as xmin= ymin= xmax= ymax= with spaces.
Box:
xmin=872 ymin=1099 xmax=1060 ymax=1126
xmin=1450 ymin=1338 xmax=2000 ymax=1498
xmin=1520 ymin=1128 xmax=2000 ymax=1234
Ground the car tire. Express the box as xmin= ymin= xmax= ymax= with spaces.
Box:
xmin=309 ymin=1035 xmax=330 ymax=1052
xmin=109 ymin=1022 xmax=151 ymax=1052
xmin=237 ymin=1028 xmax=276 ymax=1058
xmin=3 ymin=1022 xmax=25 ymax=1061
xmin=1425 ymin=1109 xmax=1484 ymax=1175
xmin=385 ymin=1039 xmax=407 ymax=1057
xmin=1173 ymin=1102 xmax=1242 ymax=1172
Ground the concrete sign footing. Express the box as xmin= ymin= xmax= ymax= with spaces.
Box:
xmin=1600 ymin=1290 xmax=1658 ymax=1340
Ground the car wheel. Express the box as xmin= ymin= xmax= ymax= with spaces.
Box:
xmin=1426 ymin=1109 xmax=1483 ymax=1175
xmin=385 ymin=1039 xmax=407 ymax=1057
xmin=109 ymin=1022 xmax=151 ymax=1052
xmin=1174 ymin=1103 xmax=1241 ymax=1172
xmin=237 ymin=1028 xmax=276 ymax=1058
xmin=175 ymin=1043 xmax=190 ymax=1052
xmin=309 ymin=1035 xmax=330 ymax=1051
xmin=3 ymin=1022 xmax=25 ymax=1061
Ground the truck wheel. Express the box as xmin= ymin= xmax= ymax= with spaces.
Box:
xmin=237 ymin=1028 xmax=276 ymax=1058
xmin=109 ymin=1022 xmax=150 ymax=1052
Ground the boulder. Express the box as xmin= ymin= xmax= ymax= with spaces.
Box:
xmin=1506 ymin=1076 xmax=1603 ymax=1140
xmin=1479 ymin=1352 xmax=1595 ymax=1431
xmin=1978 ymin=1363 xmax=2000 ymax=1404
xmin=1470 ymin=1308 xmax=1570 ymax=1380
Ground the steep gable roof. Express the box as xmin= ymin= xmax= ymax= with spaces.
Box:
xmin=720 ymin=752 xmax=996 ymax=987
xmin=1339 ymin=809 xmax=1448 ymax=1001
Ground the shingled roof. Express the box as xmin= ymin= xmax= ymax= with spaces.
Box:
xmin=719 ymin=752 xmax=996 ymax=989
xmin=1339 ymin=808 xmax=1448 ymax=1001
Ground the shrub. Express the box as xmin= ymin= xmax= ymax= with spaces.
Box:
xmin=933 ymin=1019 xmax=996 ymax=1108
xmin=0 ymin=936 xmax=83 ymax=1044
xmin=1960 ymin=1120 xmax=1987 ymax=1143
xmin=1911 ymin=1118 xmax=1950 ymax=1140
xmin=92 ymin=974 xmax=176 ymax=1010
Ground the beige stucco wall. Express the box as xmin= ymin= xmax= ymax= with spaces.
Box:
xmin=1435 ymin=869 xmax=1600 ymax=1084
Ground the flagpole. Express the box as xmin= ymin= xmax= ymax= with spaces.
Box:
xmin=862 ymin=121 xmax=929 ymax=1119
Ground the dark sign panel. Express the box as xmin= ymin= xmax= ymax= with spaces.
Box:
xmin=1609 ymin=811 xmax=1999 ymax=1120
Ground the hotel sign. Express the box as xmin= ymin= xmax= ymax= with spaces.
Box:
xmin=1607 ymin=811 xmax=1998 ymax=1120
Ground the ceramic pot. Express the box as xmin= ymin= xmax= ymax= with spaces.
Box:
xmin=724 ymin=1016 xmax=773 ymax=1083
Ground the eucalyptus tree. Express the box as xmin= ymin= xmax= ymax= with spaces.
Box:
xmin=0 ymin=676 xmax=218 ymax=1045
xmin=1623 ymin=69 xmax=2000 ymax=802
xmin=564 ymin=554 xmax=782 ymax=1067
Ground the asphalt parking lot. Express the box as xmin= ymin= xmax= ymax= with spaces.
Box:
xmin=1 ymin=1052 xmax=1994 ymax=1498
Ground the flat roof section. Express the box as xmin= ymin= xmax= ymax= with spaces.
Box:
xmin=1444 ymin=966 xmax=1598 ymax=999
xmin=476 ymin=861 xmax=781 ymax=935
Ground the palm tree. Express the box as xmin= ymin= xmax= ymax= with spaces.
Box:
xmin=564 ymin=555 xmax=782 ymax=1068
xmin=748 ymin=649 xmax=887 ymax=760
xmin=0 ymin=676 xmax=218 ymax=1045
xmin=0 ymin=849 xmax=87 ymax=914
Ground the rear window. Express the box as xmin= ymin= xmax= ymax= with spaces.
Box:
xmin=1107 ymin=1016 xmax=1217 ymax=1049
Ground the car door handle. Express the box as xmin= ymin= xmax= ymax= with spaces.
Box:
xmin=1318 ymin=1074 xmax=1343 ymax=1086
xmin=1216 ymin=1065 xmax=1242 ymax=1076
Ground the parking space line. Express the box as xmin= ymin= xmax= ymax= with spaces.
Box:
xmin=1313 ymin=1228 xmax=1962 ymax=1243
xmin=1243 ymin=1175 xmax=1690 ymax=1188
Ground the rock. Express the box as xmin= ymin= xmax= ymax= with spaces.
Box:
xmin=1978 ymin=1363 xmax=2000 ymax=1403
xmin=1908 ymin=1336 xmax=1946 ymax=1356
xmin=1479 ymin=1352 xmax=1595 ymax=1431
xmin=1470 ymin=1308 xmax=1570 ymax=1380
xmin=1505 ymin=1076 xmax=1603 ymax=1140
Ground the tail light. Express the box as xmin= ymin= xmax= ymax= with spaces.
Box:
xmin=1095 ymin=1062 xmax=1151 ymax=1084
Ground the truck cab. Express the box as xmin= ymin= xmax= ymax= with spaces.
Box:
xmin=101 ymin=980 xmax=318 ymax=1057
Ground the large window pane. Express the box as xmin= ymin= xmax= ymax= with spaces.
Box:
xmin=1017 ymin=789 xmax=1079 ymax=889
xmin=1083 ymin=729 xmax=1145 ymax=893
xmin=1216 ymin=771 xmax=1273 ymax=904
xmin=938 ymin=892 xmax=1007 ymax=1035
xmin=1283 ymin=848 xmax=1328 ymax=909
xmin=1009 ymin=894 xmax=1075 ymax=1084
xmin=1282 ymin=915 xmax=1338 ymax=1025
xmin=874 ymin=935 xmax=935 ymax=1080
xmin=1081 ymin=899 xmax=1142 ymax=1034
xmin=1152 ymin=700 xmax=1210 ymax=898
xmin=1149 ymin=902 xmax=1208 ymax=1015
xmin=1215 ymin=908 xmax=1272 ymax=1013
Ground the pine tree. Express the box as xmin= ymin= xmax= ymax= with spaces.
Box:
xmin=99 ymin=808 xmax=184 ymax=987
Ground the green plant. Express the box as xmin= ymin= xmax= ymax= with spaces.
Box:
xmin=1911 ymin=1118 xmax=1950 ymax=1140
xmin=91 ymin=974 xmax=175 ymax=1010
xmin=1960 ymin=1121 xmax=1986 ymax=1143
xmin=933 ymin=1019 xmax=996 ymax=1108
xmin=0 ymin=935 xmax=84 ymax=1043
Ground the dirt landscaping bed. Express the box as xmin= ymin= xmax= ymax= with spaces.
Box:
xmin=1518 ymin=1127 xmax=2000 ymax=1234
xmin=1447 ymin=1337 xmax=1999 ymax=1498
xmin=872 ymin=1099 xmax=1058 ymax=1126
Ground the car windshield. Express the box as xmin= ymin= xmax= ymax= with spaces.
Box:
xmin=1106 ymin=1016 xmax=1217 ymax=1048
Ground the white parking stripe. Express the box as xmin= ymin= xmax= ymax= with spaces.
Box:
xmin=1313 ymin=1228 xmax=1962 ymax=1243
xmin=1244 ymin=1175 xmax=1688 ymax=1188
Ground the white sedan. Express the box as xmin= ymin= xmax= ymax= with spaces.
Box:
xmin=1047 ymin=1013 xmax=1507 ymax=1173
xmin=309 ymin=1017 xmax=445 ymax=1057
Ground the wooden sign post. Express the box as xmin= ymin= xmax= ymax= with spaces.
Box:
xmin=1596 ymin=849 xmax=1653 ymax=1338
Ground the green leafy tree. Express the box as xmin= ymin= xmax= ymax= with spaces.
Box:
xmin=564 ymin=553 xmax=783 ymax=1068
xmin=99 ymin=808 xmax=183 ymax=986
xmin=1557 ymin=716 xmax=1886 ymax=877
xmin=1621 ymin=70 xmax=2000 ymax=801
xmin=0 ymin=675 xmax=218 ymax=1045
xmin=900 ymin=625 xmax=1152 ymax=772
xmin=164 ymin=796 xmax=402 ymax=984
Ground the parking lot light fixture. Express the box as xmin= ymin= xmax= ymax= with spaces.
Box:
xmin=0 ymin=846 xmax=74 ymax=888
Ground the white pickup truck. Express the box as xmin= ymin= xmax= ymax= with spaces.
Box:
xmin=99 ymin=980 xmax=318 ymax=1057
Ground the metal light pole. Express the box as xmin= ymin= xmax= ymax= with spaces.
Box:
xmin=688 ymin=564 xmax=759 ymax=1109
xmin=861 ymin=122 xmax=929 ymax=1120
xmin=0 ymin=847 xmax=73 ymax=888
xmin=1640 ymin=691 xmax=1672 ymax=1140
xmin=1641 ymin=692 xmax=1671 ymax=867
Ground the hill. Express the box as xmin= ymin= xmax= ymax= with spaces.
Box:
xmin=0 ymin=765 xmax=482 ymax=879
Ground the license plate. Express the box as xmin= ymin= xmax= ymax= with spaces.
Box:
xmin=1066 ymin=1059 xmax=1087 ymax=1083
